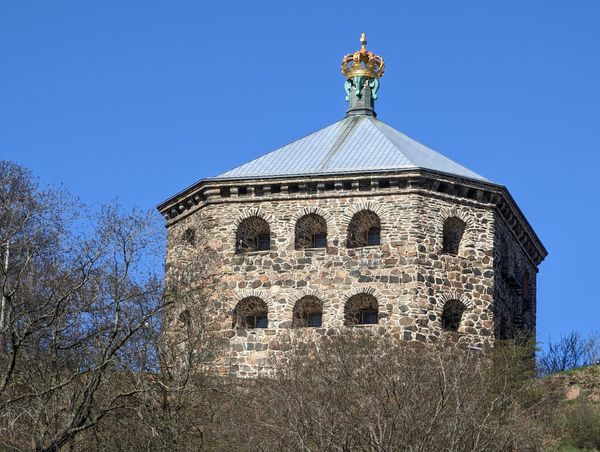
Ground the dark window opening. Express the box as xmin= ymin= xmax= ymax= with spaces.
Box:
xmin=236 ymin=217 xmax=270 ymax=253
xmin=220 ymin=187 xmax=231 ymax=198
xmin=234 ymin=297 xmax=268 ymax=329
xmin=238 ymin=187 xmax=248 ymax=196
xmin=359 ymin=309 xmax=378 ymax=324
xmin=367 ymin=227 xmax=381 ymax=246
xmin=378 ymin=179 xmax=390 ymax=188
xmin=347 ymin=210 xmax=382 ymax=248
xmin=313 ymin=232 xmax=327 ymax=248
xmin=345 ymin=294 xmax=379 ymax=326
xmin=343 ymin=181 xmax=353 ymax=190
xmin=271 ymin=185 xmax=281 ymax=194
xmin=306 ymin=312 xmax=322 ymax=327
xmin=257 ymin=233 xmax=270 ymax=250
xmin=442 ymin=217 xmax=466 ymax=255
xmin=289 ymin=184 xmax=300 ymax=193
xmin=293 ymin=296 xmax=323 ymax=328
xmin=441 ymin=299 xmax=465 ymax=332
xmin=245 ymin=314 xmax=268 ymax=329
xmin=325 ymin=182 xmax=335 ymax=191
xmin=307 ymin=184 xmax=318 ymax=194
xmin=295 ymin=214 xmax=327 ymax=249
xmin=254 ymin=186 xmax=264 ymax=196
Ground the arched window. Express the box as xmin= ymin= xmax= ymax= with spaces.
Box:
xmin=441 ymin=299 xmax=465 ymax=332
xmin=233 ymin=297 xmax=268 ymax=329
xmin=295 ymin=214 xmax=327 ymax=249
xmin=292 ymin=296 xmax=323 ymax=327
xmin=344 ymin=293 xmax=378 ymax=326
xmin=236 ymin=217 xmax=270 ymax=253
xmin=442 ymin=217 xmax=466 ymax=255
xmin=347 ymin=210 xmax=381 ymax=248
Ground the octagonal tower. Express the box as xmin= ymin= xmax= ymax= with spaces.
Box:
xmin=158 ymin=35 xmax=547 ymax=377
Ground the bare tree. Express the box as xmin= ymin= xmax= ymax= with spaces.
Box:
xmin=214 ymin=334 xmax=544 ymax=452
xmin=538 ymin=331 xmax=600 ymax=376
xmin=0 ymin=161 xmax=171 ymax=450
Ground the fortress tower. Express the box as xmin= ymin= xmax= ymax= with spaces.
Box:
xmin=158 ymin=35 xmax=547 ymax=377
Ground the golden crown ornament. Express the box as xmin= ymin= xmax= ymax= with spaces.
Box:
xmin=341 ymin=33 xmax=385 ymax=101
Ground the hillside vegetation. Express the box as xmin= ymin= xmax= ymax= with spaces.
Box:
xmin=540 ymin=365 xmax=600 ymax=451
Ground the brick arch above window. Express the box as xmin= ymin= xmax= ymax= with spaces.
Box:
xmin=233 ymin=289 xmax=274 ymax=309
xmin=342 ymin=201 xmax=388 ymax=249
xmin=232 ymin=296 xmax=269 ymax=329
xmin=295 ymin=213 xmax=328 ymax=249
xmin=436 ymin=292 xmax=475 ymax=310
xmin=341 ymin=200 xmax=389 ymax=225
xmin=438 ymin=206 xmax=476 ymax=256
xmin=234 ymin=207 xmax=273 ymax=226
xmin=292 ymin=295 xmax=323 ymax=327
xmin=435 ymin=292 xmax=474 ymax=333
xmin=344 ymin=293 xmax=379 ymax=326
xmin=290 ymin=206 xmax=334 ymax=227
xmin=346 ymin=210 xmax=381 ymax=248
xmin=235 ymin=216 xmax=271 ymax=253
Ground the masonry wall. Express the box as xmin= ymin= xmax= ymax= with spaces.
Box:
xmin=493 ymin=213 xmax=538 ymax=340
xmin=163 ymin=183 xmax=525 ymax=378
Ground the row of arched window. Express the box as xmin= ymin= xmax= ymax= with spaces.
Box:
xmin=232 ymin=294 xmax=467 ymax=332
xmin=235 ymin=210 xmax=384 ymax=253
xmin=233 ymin=210 xmax=467 ymax=255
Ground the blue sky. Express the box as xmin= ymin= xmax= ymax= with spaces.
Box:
xmin=1 ymin=1 xmax=598 ymax=343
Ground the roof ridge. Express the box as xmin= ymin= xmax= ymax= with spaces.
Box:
xmin=368 ymin=117 xmax=487 ymax=181
xmin=366 ymin=117 xmax=420 ymax=168
xmin=317 ymin=116 xmax=361 ymax=170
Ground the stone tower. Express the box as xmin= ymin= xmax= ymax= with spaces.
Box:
xmin=158 ymin=35 xmax=547 ymax=377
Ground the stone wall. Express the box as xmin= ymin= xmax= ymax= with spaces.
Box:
xmin=163 ymin=180 xmax=538 ymax=378
xmin=493 ymin=212 xmax=538 ymax=339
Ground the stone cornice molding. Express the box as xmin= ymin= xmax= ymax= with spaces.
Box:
xmin=158 ymin=170 xmax=547 ymax=266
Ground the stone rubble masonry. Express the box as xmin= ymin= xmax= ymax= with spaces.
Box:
xmin=160 ymin=171 xmax=547 ymax=378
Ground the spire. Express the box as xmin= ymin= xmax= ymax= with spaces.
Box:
xmin=341 ymin=33 xmax=385 ymax=117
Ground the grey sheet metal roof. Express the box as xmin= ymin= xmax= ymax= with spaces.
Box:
xmin=213 ymin=115 xmax=488 ymax=182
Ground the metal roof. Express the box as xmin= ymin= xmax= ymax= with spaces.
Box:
xmin=212 ymin=115 xmax=488 ymax=182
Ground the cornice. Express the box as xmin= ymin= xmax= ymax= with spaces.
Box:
xmin=157 ymin=170 xmax=547 ymax=266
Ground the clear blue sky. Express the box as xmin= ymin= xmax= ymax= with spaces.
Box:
xmin=1 ymin=1 xmax=598 ymax=343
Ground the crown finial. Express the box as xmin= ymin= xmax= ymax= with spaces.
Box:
xmin=341 ymin=33 xmax=385 ymax=117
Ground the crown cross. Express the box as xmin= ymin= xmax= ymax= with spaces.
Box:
xmin=341 ymin=33 xmax=385 ymax=80
xmin=360 ymin=32 xmax=367 ymax=50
